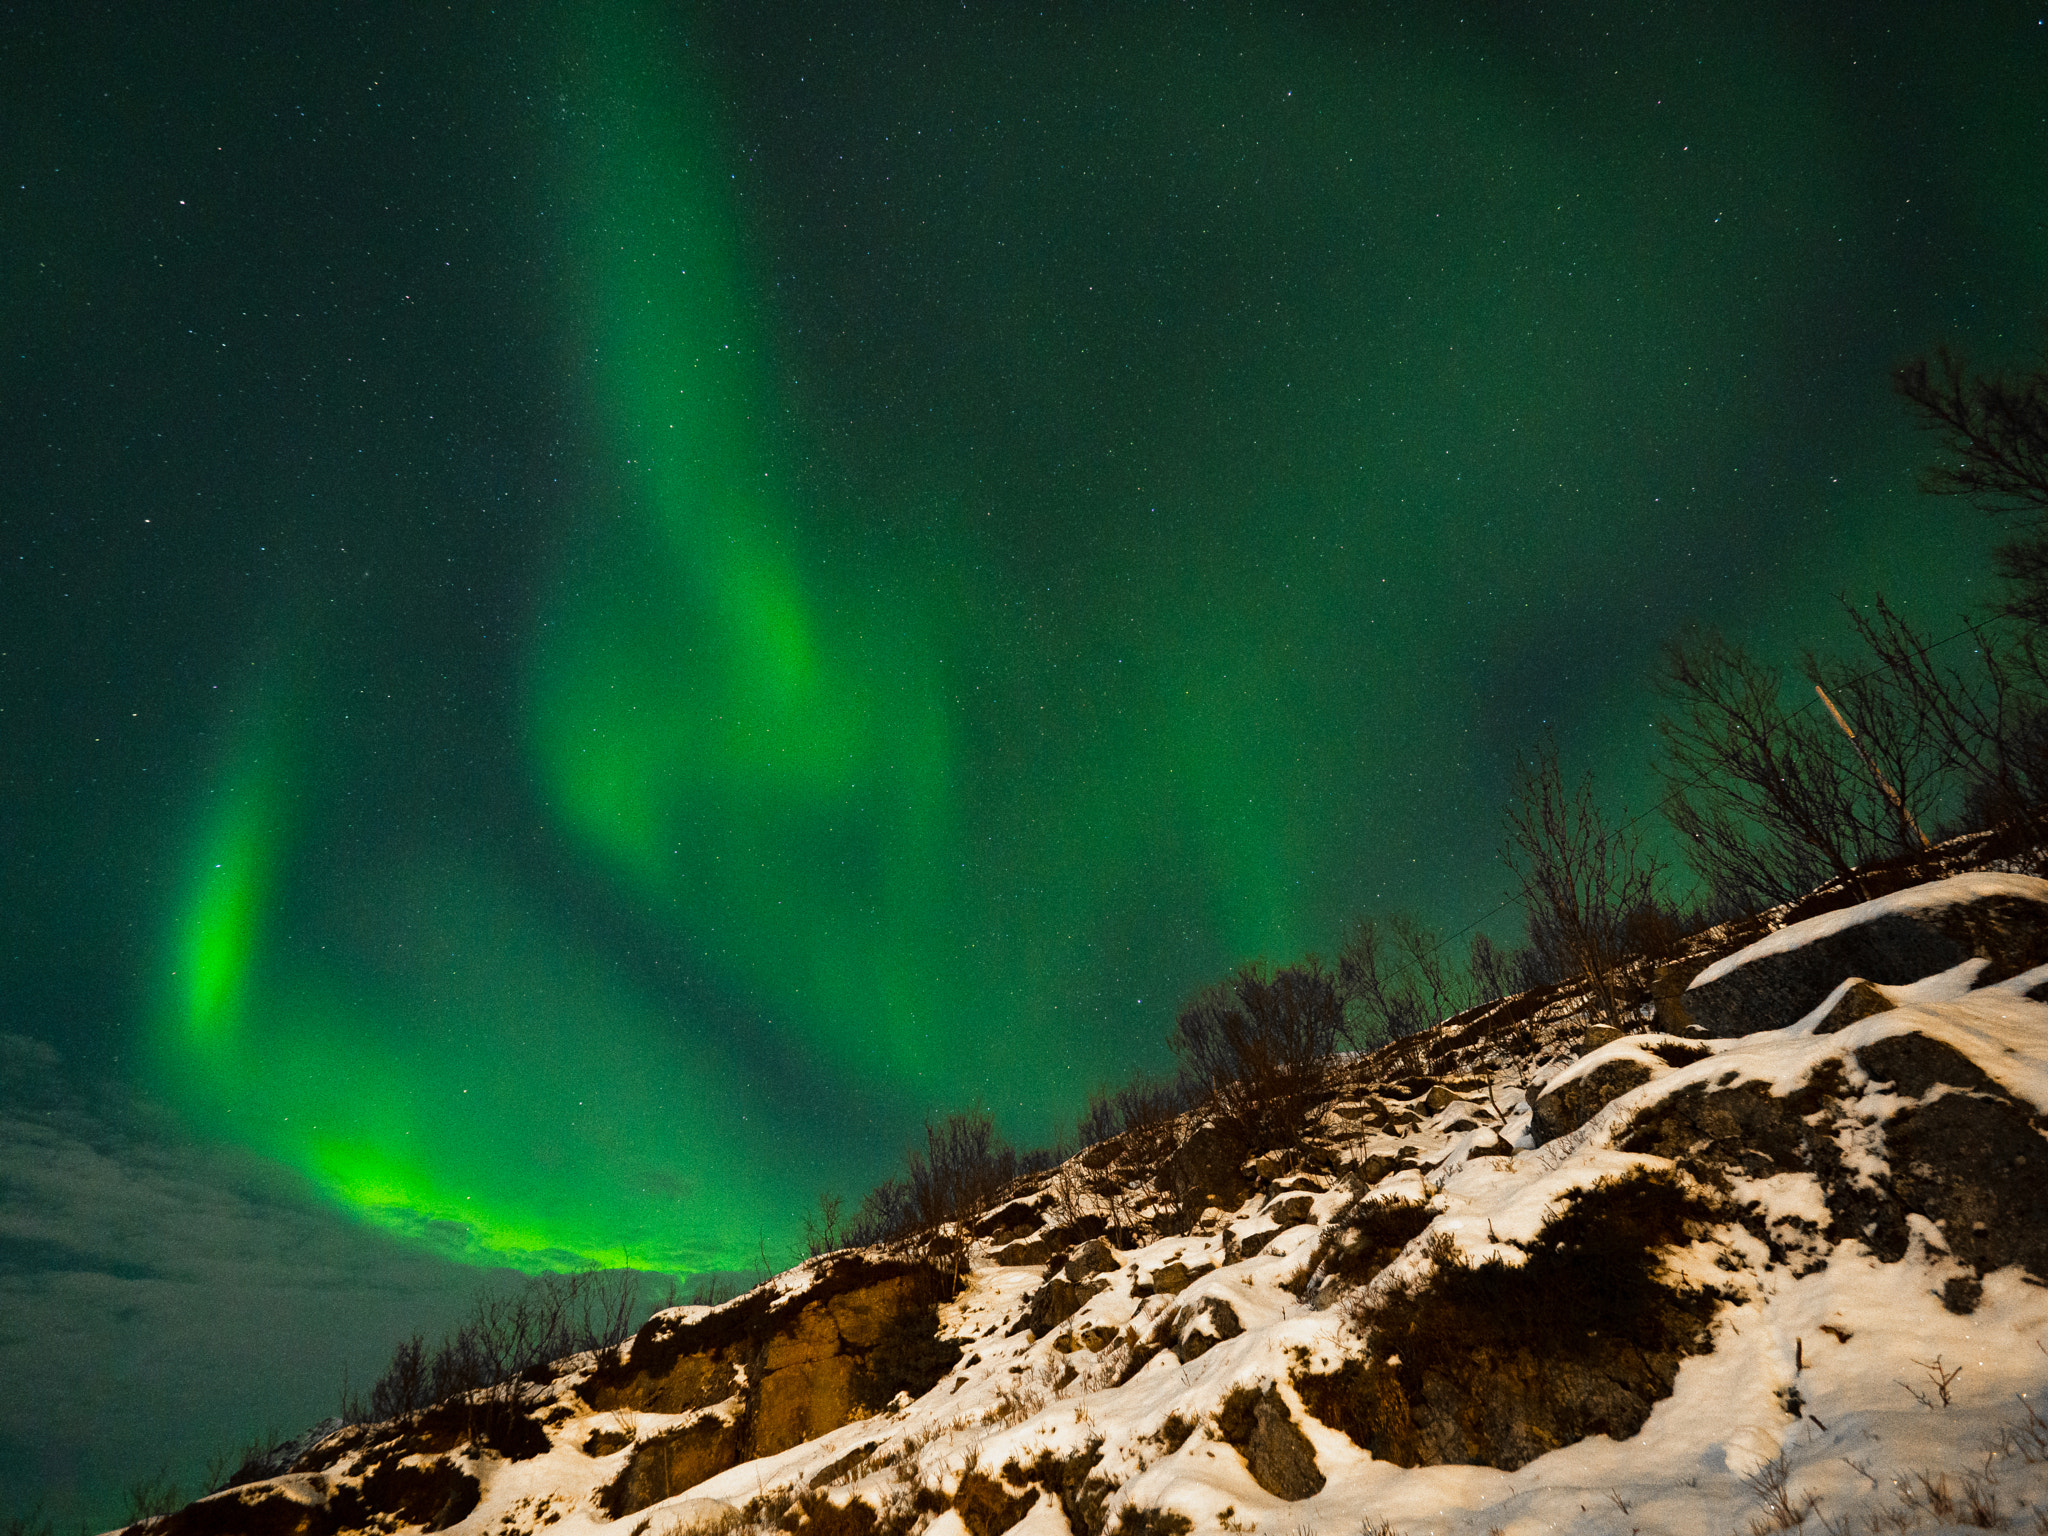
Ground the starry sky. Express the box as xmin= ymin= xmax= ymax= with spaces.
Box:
xmin=4 ymin=1 xmax=2045 ymax=1525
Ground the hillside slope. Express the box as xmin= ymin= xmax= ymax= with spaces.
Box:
xmin=140 ymin=872 xmax=2048 ymax=1536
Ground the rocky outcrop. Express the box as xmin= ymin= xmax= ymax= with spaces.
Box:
xmin=1294 ymin=1170 xmax=1722 ymax=1471
xmin=1672 ymin=874 xmax=2048 ymax=1037
xmin=154 ymin=1456 xmax=480 ymax=1536
xmin=577 ymin=1256 xmax=961 ymax=1515
xmin=1618 ymin=1026 xmax=2048 ymax=1280
xmin=1165 ymin=1295 xmax=1243 ymax=1362
xmin=1531 ymin=1055 xmax=1655 ymax=1143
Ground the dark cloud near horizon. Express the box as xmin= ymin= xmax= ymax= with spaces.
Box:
xmin=0 ymin=1033 xmax=502 ymax=1531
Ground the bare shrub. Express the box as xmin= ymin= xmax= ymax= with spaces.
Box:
xmin=1338 ymin=914 xmax=1469 ymax=1044
xmin=1080 ymin=1071 xmax=1190 ymax=1149
xmin=802 ymin=1192 xmax=846 ymax=1258
xmin=350 ymin=1268 xmax=642 ymax=1431
xmin=1503 ymin=740 xmax=1660 ymax=1028
xmin=1170 ymin=958 xmax=1348 ymax=1147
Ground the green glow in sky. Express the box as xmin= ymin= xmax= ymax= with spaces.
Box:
xmin=127 ymin=1 xmax=2041 ymax=1277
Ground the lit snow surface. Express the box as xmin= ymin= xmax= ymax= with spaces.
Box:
xmin=199 ymin=893 xmax=2048 ymax=1536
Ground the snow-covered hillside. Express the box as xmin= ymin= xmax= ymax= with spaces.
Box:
xmin=140 ymin=874 xmax=2048 ymax=1536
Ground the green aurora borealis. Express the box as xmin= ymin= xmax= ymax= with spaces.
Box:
xmin=11 ymin=1 xmax=2048 ymax=1291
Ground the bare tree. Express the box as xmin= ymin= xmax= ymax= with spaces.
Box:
xmin=1895 ymin=337 xmax=2048 ymax=624
xmin=1336 ymin=914 xmax=1466 ymax=1043
xmin=1502 ymin=739 xmax=1660 ymax=1028
xmin=1466 ymin=931 xmax=1521 ymax=1004
xmin=1844 ymin=594 xmax=2048 ymax=833
xmin=1655 ymin=630 xmax=1912 ymax=906
xmin=801 ymin=1191 xmax=846 ymax=1258
xmin=1170 ymin=959 xmax=1348 ymax=1146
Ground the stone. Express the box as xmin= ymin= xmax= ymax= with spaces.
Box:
xmin=973 ymin=1198 xmax=1046 ymax=1238
xmin=1217 ymin=1385 xmax=1325 ymax=1501
xmin=1425 ymin=1084 xmax=1456 ymax=1112
xmin=1269 ymin=1173 xmax=1329 ymax=1194
xmin=990 ymin=1235 xmax=1056 ymax=1266
xmin=1020 ymin=1274 xmax=1110 ymax=1337
xmin=1260 ymin=1192 xmax=1316 ymax=1227
xmin=1169 ymin=1296 xmax=1245 ymax=1362
xmin=1347 ymin=1151 xmax=1418 ymax=1187
xmin=1675 ymin=875 xmax=2048 ymax=1037
xmin=1064 ymin=1237 xmax=1121 ymax=1282
xmin=1810 ymin=979 xmax=1896 ymax=1034
xmin=1579 ymin=1024 xmax=1624 ymax=1053
xmin=1148 ymin=1259 xmax=1215 ymax=1295
xmin=1223 ymin=1224 xmax=1280 ymax=1264
xmin=1530 ymin=1055 xmax=1656 ymax=1144
xmin=807 ymin=1441 xmax=881 ymax=1487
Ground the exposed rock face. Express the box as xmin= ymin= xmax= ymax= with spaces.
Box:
xmin=1063 ymin=1237 xmax=1121 ymax=1282
xmin=1673 ymin=875 xmax=2048 ymax=1037
xmin=597 ymin=1408 xmax=746 ymax=1518
xmin=580 ymin=1256 xmax=961 ymax=1515
xmin=1810 ymin=978 xmax=1897 ymax=1033
xmin=155 ymin=1456 xmax=481 ymax=1536
xmin=1018 ymin=1272 xmax=1111 ymax=1337
xmin=1618 ymin=1028 xmax=2048 ymax=1280
xmin=1166 ymin=1295 xmax=1243 ymax=1362
xmin=1294 ymin=1171 xmax=1721 ymax=1471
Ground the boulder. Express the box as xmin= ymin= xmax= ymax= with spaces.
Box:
xmin=1579 ymin=1023 xmax=1625 ymax=1053
xmin=973 ymin=1198 xmax=1047 ymax=1238
xmin=1617 ymin=1025 xmax=2048 ymax=1279
xmin=1531 ymin=1054 xmax=1657 ymax=1144
xmin=1168 ymin=1296 xmax=1244 ymax=1362
xmin=1260 ymin=1192 xmax=1316 ymax=1228
xmin=1063 ymin=1237 xmax=1121 ymax=1282
xmin=1346 ymin=1151 xmax=1418 ymax=1187
xmin=1019 ymin=1274 xmax=1110 ymax=1337
xmin=1223 ymin=1223 xmax=1282 ymax=1264
xmin=1147 ymin=1258 xmax=1215 ymax=1295
xmin=1675 ymin=873 xmax=2048 ymax=1037
xmin=1217 ymin=1385 xmax=1326 ymax=1501
xmin=1809 ymin=978 xmax=1896 ymax=1034
xmin=989 ymin=1235 xmax=1056 ymax=1266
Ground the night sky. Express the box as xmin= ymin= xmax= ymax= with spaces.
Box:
xmin=5 ymin=2 xmax=2045 ymax=1525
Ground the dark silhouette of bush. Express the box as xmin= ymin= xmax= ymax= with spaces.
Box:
xmin=907 ymin=1104 xmax=1018 ymax=1229
xmin=1078 ymin=1071 xmax=1191 ymax=1148
xmin=1297 ymin=1194 xmax=1436 ymax=1293
xmin=348 ymin=1270 xmax=642 ymax=1443
xmin=1338 ymin=914 xmax=1470 ymax=1043
xmin=1170 ymin=959 xmax=1348 ymax=1148
xmin=1657 ymin=629 xmax=1945 ymax=908
xmin=843 ymin=1103 xmax=1026 ymax=1247
xmin=845 ymin=1176 xmax=918 ymax=1247
xmin=1503 ymin=740 xmax=1661 ymax=1027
